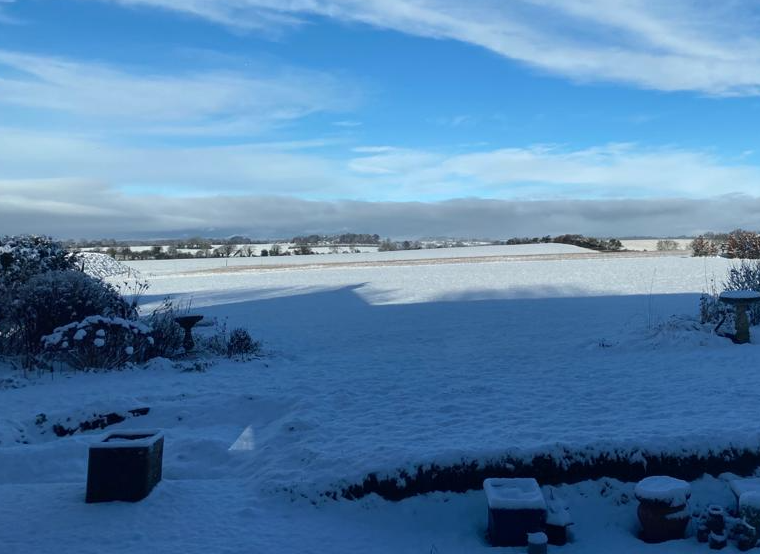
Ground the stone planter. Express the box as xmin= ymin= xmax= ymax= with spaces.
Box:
xmin=634 ymin=476 xmax=691 ymax=543
xmin=484 ymin=478 xmax=547 ymax=547
xmin=85 ymin=430 xmax=164 ymax=503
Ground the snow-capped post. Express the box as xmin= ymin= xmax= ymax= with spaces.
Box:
xmin=718 ymin=291 xmax=760 ymax=344
xmin=85 ymin=430 xmax=164 ymax=503
xmin=174 ymin=314 xmax=204 ymax=352
xmin=634 ymin=476 xmax=691 ymax=543
xmin=483 ymin=478 xmax=547 ymax=547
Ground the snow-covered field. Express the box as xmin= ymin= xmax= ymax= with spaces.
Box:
xmin=123 ymin=243 xmax=597 ymax=276
xmin=2 ymin=248 xmax=758 ymax=553
xmin=622 ymin=239 xmax=694 ymax=251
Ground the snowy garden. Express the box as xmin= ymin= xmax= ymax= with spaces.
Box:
xmin=3 ymin=235 xmax=760 ymax=553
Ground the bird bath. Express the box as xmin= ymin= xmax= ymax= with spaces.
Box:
xmin=174 ymin=314 xmax=204 ymax=352
xmin=718 ymin=291 xmax=760 ymax=344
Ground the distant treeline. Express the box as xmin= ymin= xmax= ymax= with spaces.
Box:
xmin=67 ymin=236 xmax=273 ymax=249
xmin=493 ymin=234 xmax=624 ymax=252
xmin=291 ymin=233 xmax=381 ymax=245
xmin=68 ymin=233 xmax=384 ymax=250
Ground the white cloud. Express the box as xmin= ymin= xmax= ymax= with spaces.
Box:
xmin=0 ymin=127 xmax=354 ymax=196
xmin=347 ymin=143 xmax=760 ymax=199
xmin=0 ymin=49 xmax=359 ymax=136
xmin=1 ymin=126 xmax=759 ymax=201
xmin=95 ymin=0 xmax=760 ymax=96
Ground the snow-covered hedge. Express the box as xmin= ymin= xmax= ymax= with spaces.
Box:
xmin=42 ymin=315 xmax=154 ymax=370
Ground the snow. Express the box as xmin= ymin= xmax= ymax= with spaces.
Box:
xmin=77 ymin=252 xmax=138 ymax=279
xmin=483 ymin=478 xmax=546 ymax=510
xmin=621 ymin=239 xmax=693 ymax=252
xmin=730 ymin=477 xmax=760 ymax=499
xmin=719 ymin=290 xmax=760 ymax=300
xmin=93 ymin=431 xmax=163 ymax=449
xmin=1 ymin=252 xmax=759 ymax=552
xmin=740 ymin=491 xmax=760 ymax=510
xmin=527 ymin=531 xmax=548 ymax=545
xmin=123 ymin=242 xmax=600 ymax=276
xmin=634 ymin=476 xmax=691 ymax=506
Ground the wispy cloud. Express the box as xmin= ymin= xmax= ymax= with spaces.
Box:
xmin=333 ymin=120 xmax=363 ymax=128
xmin=0 ymin=0 xmax=20 ymax=24
xmin=2 ymin=126 xmax=759 ymax=201
xmin=0 ymin=49 xmax=360 ymax=136
xmin=96 ymin=0 xmax=760 ymax=96
xmin=347 ymin=143 xmax=760 ymax=199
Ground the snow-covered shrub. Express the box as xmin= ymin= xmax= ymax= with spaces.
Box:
xmin=42 ymin=315 xmax=153 ymax=370
xmin=725 ymin=229 xmax=760 ymax=259
xmin=145 ymin=298 xmax=185 ymax=358
xmin=0 ymin=235 xmax=76 ymax=287
xmin=6 ymin=270 xmax=134 ymax=360
xmin=690 ymin=236 xmax=719 ymax=257
xmin=0 ymin=236 xmax=78 ymax=350
xmin=194 ymin=320 xmax=260 ymax=360
xmin=700 ymin=260 xmax=760 ymax=326
xmin=226 ymin=328 xmax=260 ymax=359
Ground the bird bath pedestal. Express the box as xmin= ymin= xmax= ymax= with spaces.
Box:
xmin=719 ymin=291 xmax=760 ymax=344
xmin=174 ymin=314 xmax=204 ymax=352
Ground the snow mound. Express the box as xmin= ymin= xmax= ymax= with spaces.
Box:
xmin=730 ymin=477 xmax=760 ymax=499
xmin=77 ymin=252 xmax=139 ymax=279
xmin=634 ymin=476 xmax=691 ymax=506
xmin=740 ymin=491 xmax=760 ymax=510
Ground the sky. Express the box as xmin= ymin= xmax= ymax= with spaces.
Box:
xmin=1 ymin=0 xmax=760 ymax=239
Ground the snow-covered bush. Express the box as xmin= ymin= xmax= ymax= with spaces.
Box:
xmin=226 ymin=327 xmax=260 ymax=359
xmin=5 ymin=270 xmax=134 ymax=360
xmin=145 ymin=298 xmax=186 ymax=358
xmin=690 ymin=236 xmax=719 ymax=257
xmin=194 ymin=319 xmax=260 ymax=360
xmin=725 ymin=229 xmax=760 ymax=259
xmin=42 ymin=315 xmax=153 ymax=370
xmin=700 ymin=260 xmax=760 ymax=326
xmin=0 ymin=235 xmax=76 ymax=287
xmin=0 ymin=236 xmax=78 ymax=346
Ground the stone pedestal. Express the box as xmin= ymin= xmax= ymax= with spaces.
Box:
xmin=484 ymin=478 xmax=547 ymax=547
xmin=86 ymin=431 xmax=164 ymax=503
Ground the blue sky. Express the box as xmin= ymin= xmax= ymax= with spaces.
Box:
xmin=1 ymin=0 xmax=760 ymax=237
